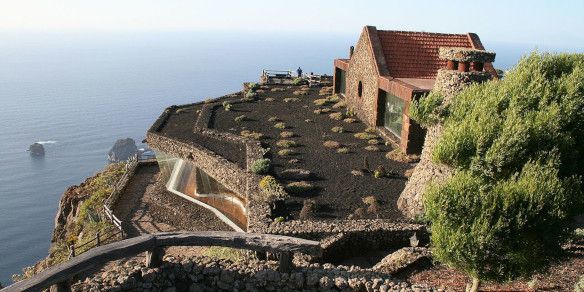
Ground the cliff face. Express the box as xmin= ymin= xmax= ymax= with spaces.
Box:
xmin=52 ymin=177 xmax=93 ymax=244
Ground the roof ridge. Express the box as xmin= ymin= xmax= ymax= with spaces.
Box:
xmin=377 ymin=29 xmax=469 ymax=37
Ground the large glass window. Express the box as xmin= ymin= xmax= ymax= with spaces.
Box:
xmin=384 ymin=93 xmax=405 ymax=138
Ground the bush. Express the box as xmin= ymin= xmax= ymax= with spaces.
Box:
xmin=276 ymin=139 xmax=298 ymax=148
xmin=337 ymin=147 xmax=350 ymax=154
xmin=259 ymin=175 xmax=279 ymax=192
xmin=247 ymin=82 xmax=260 ymax=91
xmin=277 ymin=149 xmax=295 ymax=156
xmin=280 ymin=131 xmax=294 ymax=138
xmin=251 ymin=158 xmax=271 ymax=174
xmin=313 ymin=108 xmax=331 ymax=114
xmin=332 ymin=101 xmax=347 ymax=109
xmin=424 ymin=53 xmax=584 ymax=286
xmin=355 ymin=132 xmax=377 ymax=140
xmin=326 ymin=94 xmax=340 ymax=103
xmin=245 ymin=90 xmax=258 ymax=99
xmin=240 ymin=130 xmax=263 ymax=140
xmin=329 ymin=112 xmax=345 ymax=120
xmin=234 ymin=115 xmax=246 ymax=123
xmin=362 ymin=196 xmax=381 ymax=218
xmin=284 ymin=97 xmax=301 ymax=102
xmin=331 ymin=126 xmax=344 ymax=133
xmin=299 ymin=199 xmax=317 ymax=219
xmin=323 ymin=140 xmax=341 ymax=149
xmin=271 ymin=87 xmax=286 ymax=92
xmin=410 ymin=92 xmax=445 ymax=127
xmin=274 ymin=122 xmax=286 ymax=129
xmin=268 ymin=116 xmax=280 ymax=122
xmin=222 ymin=101 xmax=232 ymax=111
xmin=292 ymin=78 xmax=306 ymax=85
xmin=313 ymin=99 xmax=329 ymax=106
xmin=293 ymin=90 xmax=309 ymax=96
xmin=343 ymin=118 xmax=357 ymax=123
xmin=285 ymin=181 xmax=316 ymax=194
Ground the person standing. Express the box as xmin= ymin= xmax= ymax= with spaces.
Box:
xmin=296 ymin=67 xmax=303 ymax=78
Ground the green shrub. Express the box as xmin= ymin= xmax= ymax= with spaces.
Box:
xmin=280 ymin=131 xmax=294 ymax=138
xmin=234 ymin=115 xmax=246 ymax=123
xmin=313 ymin=99 xmax=329 ymax=106
xmin=323 ymin=140 xmax=341 ymax=149
xmin=337 ymin=147 xmax=350 ymax=154
xmin=285 ymin=181 xmax=316 ymax=194
xmin=222 ymin=101 xmax=232 ymax=111
xmin=276 ymin=139 xmax=298 ymax=148
xmin=329 ymin=112 xmax=345 ymax=120
xmin=354 ymin=132 xmax=377 ymax=140
xmin=259 ymin=175 xmax=279 ymax=191
xmin=331 ymin=126 xmax=344 ymax=133
xmin=244 ymin=90 xmax=258 ymax=100
xmin=240 ymin=130 xmax=263 ymax=140
xmin=251 ymin=158 xmax=271 ymax=174
xmin=274 ymin=122 xmax=286 ymax=129
xmin=410 ymin=92 xmax=445 ymax=127
xmin=274 ymin=216 xmax=285 ymax=222
xmin=248 ymin=82 xmax=260 ymax=90
xmin=277 ymin=149 xmax=295 ymax=156
xmin=424 ymin=53 xmax=584 ymax=286
xmin=292 ymin=78 xmax=306 ymax=85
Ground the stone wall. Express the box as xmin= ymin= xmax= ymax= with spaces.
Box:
xmin=345 ymin=27 xmax=381 ymax=126
xmin=71 ymin=254 xmax=437 ymax=292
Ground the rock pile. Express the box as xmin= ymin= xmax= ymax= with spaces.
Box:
xmin=71 ymin=255 xmax=439 ymax=292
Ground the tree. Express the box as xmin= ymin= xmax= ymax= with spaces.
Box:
xmin=420 ymin=52 xmax=584 ymax=290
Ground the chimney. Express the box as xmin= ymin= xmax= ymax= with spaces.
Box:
xmin=349 ymin=46 xmax=354 ymax=58
xmin=438 ymin=47 xmax=495 ymax=73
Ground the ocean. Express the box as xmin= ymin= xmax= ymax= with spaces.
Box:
xmin=0 ymin=30 xmax=549 ymax=284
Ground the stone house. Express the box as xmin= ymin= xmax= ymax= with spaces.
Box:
xmin=333 ymin=26 xmax=497 ymax=154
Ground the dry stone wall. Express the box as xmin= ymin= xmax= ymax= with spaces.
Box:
xmin=71 ymin=254 xmax=439 ymax=292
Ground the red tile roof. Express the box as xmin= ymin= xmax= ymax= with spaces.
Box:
xmin=376 ymin=30 xmax=473 ymax=79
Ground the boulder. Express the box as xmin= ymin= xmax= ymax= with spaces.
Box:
xmin=29 ymin=142 xmax=45 ymax=157
xmin=108 ymin=138 xmax=138 ymax=162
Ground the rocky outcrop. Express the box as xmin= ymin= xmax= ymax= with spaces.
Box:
xmin=28 ymin=142 xmax=45 ymax=157
xmin=108 ymin=138 xmax=138 ymax=162
xmin=71 ymin=255 xmax=439 ymax=292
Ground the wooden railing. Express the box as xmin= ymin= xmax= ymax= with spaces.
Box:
xmin=2 ymin=232 xmax=322 ymax=292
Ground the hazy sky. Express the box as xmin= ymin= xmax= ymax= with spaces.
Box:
xmin=2 ymin=0 xmax=583 ymax=48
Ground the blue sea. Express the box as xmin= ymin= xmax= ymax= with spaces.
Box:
xmin=0 ymin=30 xmax=566 ymax=284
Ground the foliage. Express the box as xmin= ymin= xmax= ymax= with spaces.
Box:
xmin=240 ymin=130 xmax=263 ymax=140
xmin=313 ymin=99 xmax=330 ymax=106
xmin=234 ymin=115 xmax=246 ymax=123
xmin=251 ymin=158 xmax=271 ymax=174
xmin=410 ymin=92 xmax=446 ymax=127
xmin=259 ymin=175 xmax=279 ymax=192
xmin=293 ymin=90 xmax=309 ymax=96
xmin=258 ymin=175 xmax=288 ymax=203
xmin=279 ymin=131 xmax=294 ymax=138
xmin=365 ymin=145 xmax=380 ymax=152
xmin=285 ymin=181 xmax=316 ymax=194
xmin=277 ymin=149 xmax=295 ymax=156
xmin=222 ymin=101 xmax=232 ymax=111
xmin=336 ymin=147 xmax=350 ymax=154
xmin=299 ymin=199 xmax=317 ymax=219
xmin=327 ymin=94 xmax=340 ymax=103
xmin=268 ymin=116 xmax=280 ymax=122
xmin=203 ymin=247 xmax=245 ymax=262
xmin=329 ymin=112 xmax=345 ymax=120
xmin=323 ymin=140 xmax=341 ymax=149
xmin=331 ymin=126 xmax=344 ymax=133
xmin=424 ymin=53 xmax=584 ymax=283
xmin=292 ymin=78 xmax=306 ymax=85
xmin=276 ymin=139 xmax=298 ymax=148
xmin=343 ymin=118 xmax=357 ymax=123
xmin=284 ymin=97 xmax=300 ymax=102
xmin=247 ymin=82 xmax=260 ymax=91
xmin=274 ymin=122 xmax=286 ymax=129
xmin=354 ymin=132 xmax=377 ymax=140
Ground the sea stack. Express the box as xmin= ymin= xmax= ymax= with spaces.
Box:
xmin=108 ymin=138 xmax=138 ymax=162
xmin=29 ymin=142 xmax=45 ymax=157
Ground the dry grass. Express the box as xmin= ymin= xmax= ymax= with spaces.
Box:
xmin=240 ymin=130 xmax=263 ymax=140
xmin=331 ymin=126 xmax=344 ymax=133
xmin=323 ymin=140 xmax=342 ymax=149
xmin=280 ymin=131 xmax=295 ymax=138
xmin=329 ymin=112 xmax=345 ymax=121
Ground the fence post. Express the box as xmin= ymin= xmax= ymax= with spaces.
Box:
xmin=278 ymin=251 xmax=293 ymax=273
xmin=96 ymin=232 xmax=101 ymax=246
xmin=68 ymin=245 xmax=75 ymax=259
